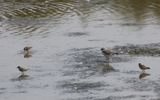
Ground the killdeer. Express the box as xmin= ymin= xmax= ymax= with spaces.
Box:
xmin=17 ymin=66 xmax=29 ymax=74
xmin=138 ymin=63 xmax=150 ymax=72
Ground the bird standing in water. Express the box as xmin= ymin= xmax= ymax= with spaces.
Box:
xmin=17 ymin=66 xmax=29 ymax=75
xmin=101 ymin=48 xmax=112 ymax=56
xmin=23 ymin=46 xmax=32 ymax=58
xmin=101 ymin=48 xmax=118 ymax=63
xmin=138 ymin=63 xmax=150 ymax=72
xmin=24 ymin=46 xmax=32 ymax=51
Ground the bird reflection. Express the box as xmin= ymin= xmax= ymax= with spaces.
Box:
xmin=139 ymin=72 xmax=150 ymax=80
xmin=102 ymin=63 xmax=115 ymax=73
xmin=24 ymin=53 xmax=32 ymax=58
xmin=18 ymin=74 xmax=29 ymax=80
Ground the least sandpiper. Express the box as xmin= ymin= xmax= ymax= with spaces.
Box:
xmin=23 ymin=46 xmax=32 ymax=58
xmin=101 ymin=48 xmax=112 ymax=56
xmin=101 ymin=48 xmax=119 ymax=56
xmin=101 ymin=48 xmax=118 ymax=63
xmin=138 ymin=63 xmax=150 ymax=72
xmin=17 ymin=66 xmax=29 ymax=74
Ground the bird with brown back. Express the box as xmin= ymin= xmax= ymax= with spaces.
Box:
xmin=23 ymin=46 xmax=32 ymax=58
xmin=101 ymin=48 xmax=119 ymax=63
xmin=138 ymin=63 xmax=150 ymax=72
xmin=17 ymin=66 xmax=29 ymax=75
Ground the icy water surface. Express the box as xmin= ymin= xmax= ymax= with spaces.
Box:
xmin=1 ymin=0 xmax=160 ymax=100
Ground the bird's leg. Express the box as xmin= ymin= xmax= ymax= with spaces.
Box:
xmin=108 ymin=56 xmax=110 ymax=64
xmin=21 ymin=72 xmax=24 ymax=75
xmin=142 ymin=70 xmax=145 ymax=73
xmin=106 ymin=56 xmax=110 ymax=64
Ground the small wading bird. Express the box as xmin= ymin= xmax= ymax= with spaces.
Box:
xmin=17 ymin=66 xmax=29 ymax=75
xmin=24 ymin=46 xmax=32 ymax=51
xmin=138 ymin=63 xmax=150 ymax=72
xmin=24 ymin=46 xmax=32 ymax=58
xmin=101 ymin=48 xmax=118 ymax=63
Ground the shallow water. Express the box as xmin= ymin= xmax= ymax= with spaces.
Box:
xmin=1 ymin=0 xmax=160 ymax=100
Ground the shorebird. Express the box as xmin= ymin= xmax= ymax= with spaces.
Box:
xmin=24 ymin=46 xmax=32 ymax=52
xmin=101 ymin=48 xmax=119 ymax=56
xmin=101 ymin=48 xmax=118 ymax=63
xmin=138 ymin=63 xmax=150 ymax=72
xmin=17 ymin=66 xmax=29 ymax=74
xmin=101 ymin=48 xmax=112 ymax=56
xmin=23 ymin=46 xmax=32 ymax=58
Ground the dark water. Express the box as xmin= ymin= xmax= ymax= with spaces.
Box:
xmin=0 ymin=0 xmax=160 ymax=100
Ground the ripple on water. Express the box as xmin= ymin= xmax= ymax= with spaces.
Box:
xmin=69 ymin=48 xmax=134 ymax=64
xmin=65 ymin=97 xmax=94 ymax=100
xmin=11 ymin=90 xmax=27 ymax=94
xmin=64 ymin=32 xmax=89 ymax=37
xmin=94 ymin=95 xmax=136 ymax=100
xmin=124 ymin=77 xmax=156 ymax=92
xmin=122 ymin=70 xmax=139 ymax=75
xmin=0 ymin=88 xmax=7 ymax=95
xmin=62 ymin=48 xmax=132 ymax=78
xmin=58 ymin=80 xmax=105 ymax=93
xmin=10 ymin=74 xmax=31 ymax=82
